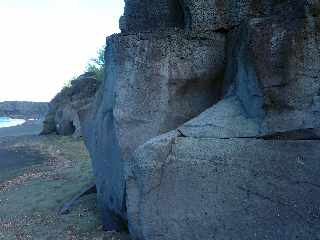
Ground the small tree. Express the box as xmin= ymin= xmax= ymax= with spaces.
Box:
xmin=86 ymin=46 xmax=105 ymax=81
xmin=63 ymin=76 xmax=77 ymax=89
xmin=63 ymin=46 xmax=105 ymax=89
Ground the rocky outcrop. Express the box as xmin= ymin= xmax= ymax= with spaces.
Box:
xmin=42 ymin=73 xmax=100 ymax=138
xmin=82 ymin=30 xmax=226 ymax=230
xmin=82 ymin=0 xmax=320 ymax=239
xmin=120 ymin=0 xmax=184 ymax=33
xmin=0 ymin=101 xmax=48 ymax=119
xmin=180 ymin=12 xmax=320 ymax=139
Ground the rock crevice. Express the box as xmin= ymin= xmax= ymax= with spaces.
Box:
xmin=81 ymin=1 xmax=320 ymax=239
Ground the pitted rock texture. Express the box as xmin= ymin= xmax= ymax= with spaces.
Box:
xmin=125 ymin=3 xmax=320 ymax=239
xmin=120 ymin=0 xmax=320 ymax=33
xmin=81 ymin=0 xmax=320 ymax=239
xmin=180 ymin=14 xmax=320 ymax=139
xmin=120 ymin=0 xmax=185 ymax=33
xmin=41 ymin=73 xmax=100 ymax=138
xmin=82 ymin=31 xmax=226 ymax=230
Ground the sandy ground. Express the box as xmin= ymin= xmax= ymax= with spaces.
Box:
xmin=0 ymin=123 xmax=130 ymax=240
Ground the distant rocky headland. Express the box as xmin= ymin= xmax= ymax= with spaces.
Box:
xmin=0 ymin=101 xmax=49 ymax=119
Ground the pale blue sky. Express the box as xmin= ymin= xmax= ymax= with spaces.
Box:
xmin=0 ymin=0 xmax=124 ymax=102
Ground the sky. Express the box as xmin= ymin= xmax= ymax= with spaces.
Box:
xmin=0 ymin=0 xmax=124 ymax=102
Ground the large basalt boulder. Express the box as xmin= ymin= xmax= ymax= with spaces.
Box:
xmin=128 ymin=133 xmax=320 ymax=240
xmin=81 ymin=0 xmax=320 ymax=239
xmin=82 ymin=31 xmax=226 ymax=230
xmin=41 ymin=73 xmax=100 ymax=138
xmin=125 ymin=3 xmax=320 ymax=240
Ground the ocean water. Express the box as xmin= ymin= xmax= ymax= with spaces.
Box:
xmin=0 ymin=117 xmax=25 ymax=128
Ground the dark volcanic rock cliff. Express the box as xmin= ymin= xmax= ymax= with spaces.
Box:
xmin=42 ymin=73 xmax=100 ymax=138
xmin=0 ymin=101 xmax=48 ymax=119
xmin=82 ymin=0 xmax=320 ymax=239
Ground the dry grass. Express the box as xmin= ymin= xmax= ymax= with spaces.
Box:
xmin=0 ymin=135 xmax=130 ymax=240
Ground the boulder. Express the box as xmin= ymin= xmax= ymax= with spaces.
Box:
xmin=125 ymin=3 xmax=320 ymax=240
xmin=127 ymin=133 xmax=320 ymax=240
xmin=81 ymin=0 xmax=320 ymax=238
xmin=82 ymin=31 xmax=226 ymax=230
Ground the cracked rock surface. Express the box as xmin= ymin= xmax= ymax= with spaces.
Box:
xmin=81 ymin=0 xmax=320 ymax=239
xmin=82 ymin=31 xmax=226 ymax=230
xmin=128 ymin=134 xmax=320 ymax=240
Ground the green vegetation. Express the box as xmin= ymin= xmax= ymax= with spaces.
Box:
xmin=86 ymin=46 xmax=105 ymax=82
xmin=63 ymin=46 xmax=105 ymax=88
xmin=63 ymin=76 xmax=77 ymax=89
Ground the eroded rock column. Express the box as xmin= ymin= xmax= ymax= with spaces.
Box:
xmin=83 ymin=23 xmax=226 ymax=231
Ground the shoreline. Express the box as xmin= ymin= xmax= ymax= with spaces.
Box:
xmin=0 ymin=120 xmax=47 ymax=183
xmin=0 ymin=119 xmax=44 ymax=138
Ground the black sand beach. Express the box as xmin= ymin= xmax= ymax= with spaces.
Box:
xmin=0 ymin=146 xmax=46 ymax=182
xmin=0 ymin=122 xmax=130 ymax=240
xmin=0 ymin=120 xmax=45 ymax=182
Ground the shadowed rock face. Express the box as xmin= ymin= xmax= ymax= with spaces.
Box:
xmin=82 ymin=0 xmax=320 ymax=239
xmin=120 ymin=0 xmax=318 ymax=33
xmin=180 ymin=11 xmax=320 ymax=139
xmin=120 ymin=0 xmax=185 ymax=33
